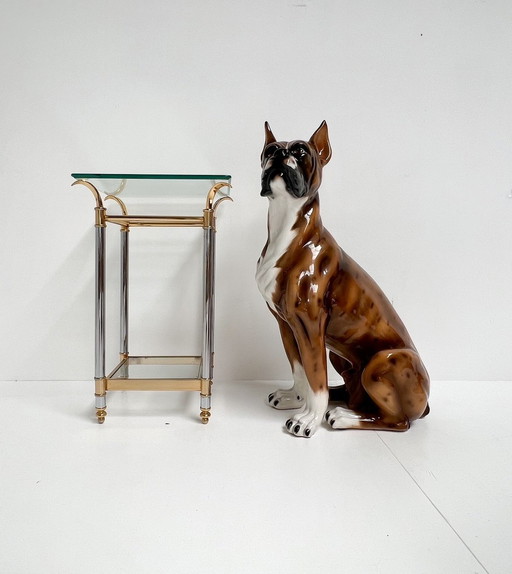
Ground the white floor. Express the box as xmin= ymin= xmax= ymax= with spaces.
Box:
xmin=0 ymin=380 xmax=510 ymax=574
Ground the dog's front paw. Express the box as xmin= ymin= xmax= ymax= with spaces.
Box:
xmin=285 ymin=409 xmax=322 ymax=438
xmin=267 ymin=389 xmax=305 ymax=410
xmin=284 ymin=391 xmax=328 ymax=437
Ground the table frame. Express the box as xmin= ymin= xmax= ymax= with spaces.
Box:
xmin=73 ymin=178 xmax=231 ymax=424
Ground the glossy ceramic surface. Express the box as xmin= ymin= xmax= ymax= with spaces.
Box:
xmin=257 ymin=122 xmax=430 ymax=437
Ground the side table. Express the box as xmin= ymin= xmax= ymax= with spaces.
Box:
xmin=72 ymin=174 xmax=232 ymax=424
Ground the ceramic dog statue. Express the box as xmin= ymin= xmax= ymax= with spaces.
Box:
xmin=256 ymin=121 xmax=430 ymax=437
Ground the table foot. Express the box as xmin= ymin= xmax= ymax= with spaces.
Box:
xmin=200 ymin=409 xmax=211 ymax=424
xmin=96 ymin=408 xmax=107 ymax=424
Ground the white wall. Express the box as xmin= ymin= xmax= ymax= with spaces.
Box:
xmin=1 ymin=0 xmax=511 ymax=382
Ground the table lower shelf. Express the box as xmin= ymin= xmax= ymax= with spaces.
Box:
xmin=107 ymin=355 xmax=204 ymax=391
xmin=95 ymin=355 xmax=212 ymax=424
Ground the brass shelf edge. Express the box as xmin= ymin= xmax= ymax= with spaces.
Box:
xmin=105 ymin=215 xmax=205 ymax=228
xmin=107 ymin=379 xmax=203 ymax=392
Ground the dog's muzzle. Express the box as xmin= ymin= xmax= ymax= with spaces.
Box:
xmin=261 ymin=164 xmax=308 ymax=198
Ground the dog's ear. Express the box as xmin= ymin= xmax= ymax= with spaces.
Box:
xmin=264 ymin=122 xmax=277 ymax=147
xmin=309 ymin=121 xmax=332 ymax=166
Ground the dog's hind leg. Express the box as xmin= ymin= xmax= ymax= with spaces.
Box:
xmin=266 ymin=311 xmax=306 ymax=410
xmin=326 ymin=349 xmax=430 ymax=431
xmin=327 ymin=351 xmax=350 ymax=403
xmin=328 ymin=351 xmax=370 ymax=409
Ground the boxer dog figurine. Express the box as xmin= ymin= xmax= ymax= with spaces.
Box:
xmin=256 ymin=121 xmax=430 ymax=437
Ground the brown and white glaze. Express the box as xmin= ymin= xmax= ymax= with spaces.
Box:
xmin=256 ymin=121 xmax=430 ymax=437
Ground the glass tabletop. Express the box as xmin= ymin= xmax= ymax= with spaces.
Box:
xmin=72 ymin=173 xmax=231 ymax=197
xmin=72 ymin=173 xmax=232 ymax=216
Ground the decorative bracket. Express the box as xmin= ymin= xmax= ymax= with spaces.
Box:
xmin=72 ymin=179 xmax=106 ymax=227
xmin=204 ymin=182 xmax=233 ymax=230
xmin=72 ymin=179 xmax=103 ymax=209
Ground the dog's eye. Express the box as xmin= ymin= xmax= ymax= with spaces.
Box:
xmin=291 ymin=146 xmax=308 ymax=158
xmin=264 ymin=144 xmax=279 ymax=158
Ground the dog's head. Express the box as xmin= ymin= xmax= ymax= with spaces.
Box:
xmin=260 ymin=121 xmax=332 ymax=199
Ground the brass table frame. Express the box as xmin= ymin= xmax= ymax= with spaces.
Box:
xmin=73 ymin=177 xmax=232 ymax=424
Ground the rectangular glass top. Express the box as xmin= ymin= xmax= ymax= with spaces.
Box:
xmin=71 ymin=173 xmax=231 ymax=180
xmin=72 ymin=173 xmax=231 ymax=215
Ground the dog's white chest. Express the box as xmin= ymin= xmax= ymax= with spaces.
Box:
xmin=256 ymin=185 xmax=306 ymax=312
